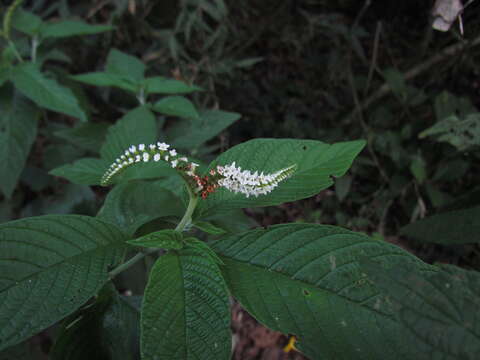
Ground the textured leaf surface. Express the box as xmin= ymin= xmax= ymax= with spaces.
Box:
xmin=100 ymin=106 xmax=157 ymax=164
xmin=41 ymin=20 xmax=113 ymax=38
xmin=98 ymin=181 xmax=184 ymax=235
xmin=0 ymin=215 xmax=127 ymax=350
xmin=128 ymin=229 xmax=183 ymax=249
xmin=49 ymin=158 xmax=108 ymax=185
xmin=199 ymin=139 xmax=365 ymax=216
xmin=152 ymin=96 xmax=199 ymax=120
xmin=363 ymin=262 xmax=480 ymax=359
xmin=168 ymin=110 xmax=241 ymax=149
xmin=141 ymin=248 xmax=231 ymax=360
xmin=0 ymin=88 xmax=38 ymax=198
xmin=144 ymin=77 xmax=202 ymax=94
xmin=11 ymin=63 xmax=87 ymax=121
xmin=401 ymin=205 xmax=480 ymax=244
xmin=211 ymin=223 xmax=435 ymax=360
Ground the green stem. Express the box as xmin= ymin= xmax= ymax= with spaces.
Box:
xmin=108 ymin=186 xmax=199 ymax=279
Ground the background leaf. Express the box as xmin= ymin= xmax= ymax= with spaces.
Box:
xmin=0 ymin=215 xmax=127 ymax=350
xmin=55 ymin=122 xmax=110 ymax=153
xmin=49 ymin=158 xmax=108 ymax=185
xmin=362 ymin=261 xmax=480 ymax=360
xmin=152 ymin=96 xmax=200 ymax=120
xmin=41 ymin=20 xmax=113 ymax=38
xmin=401 ymin=205 xmax=480 ymax=244
xmin=211 ymin=223 xmax=436 ymax=360
xmin=144 ymin=76 xmax=202 ymax=94
xmin=141 ymin=248 xmax=231 ymax=360
xmin=11 ymin=63 xmax=87 ymax=121
xmin=97 ymin=181 xmax=184 ymax=236
xmin=70 ymin=72 xmax=137 ymax=93
xmin=167 ymin=110 xmax=241 ymax=149
xmin=106 ymin=49 xmax=145 ymax=84
xmin=50 ymin=285 xmax=140 ymax=360
xmin=100 ymin=106 xmax=157 ymax=164
xmin=198 ymin=139 xmax=365 ymax=216
xmin=10 ymin=9 xmax=43 ymax=36
xmin=0 ymin=87 xmax=38 ymax=198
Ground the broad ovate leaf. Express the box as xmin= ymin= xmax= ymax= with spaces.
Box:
xmin=198 ymin=139 xmax=365 ymax=216
xmin=141 ymin=248 xmax=231 ymax=360
xmin=211 ymin=223 xmax=436 ymax=360
xmin=0 ymin=215 xmax=127 ymax=350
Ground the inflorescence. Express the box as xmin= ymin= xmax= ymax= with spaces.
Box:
xmin=101 ymin=142 xmax=296 ymax=199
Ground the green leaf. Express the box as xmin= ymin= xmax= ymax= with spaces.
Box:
xmin=199 ymin=139 xmax=365 ymax=216
xmin=152 ymin=96 xmax=199 ymax=120
xmin=184 ymin=238 xmax=224 ymax=265
xmin=100 ymin=106 xmax=157 ymax=164
xmin=193 ymin=221 xmax=227 ymax=235
xmin=144 ymin=76 xmax=202 ymax=94
xmin=0 ymin=215 xmax=128 ymax=350
xmin=41 ymin=20 xmax=113 ymax=38
xmin=70 ymin=72 xmax=137 ymax=93
xmin=11 ymin=63 xmax=87 ymax=121
xmin=141 ymin=248 xmax=231 ymax=360
xmin=0 ymin=87 xmax=38 ymax=198
xmin=97 ymin=181 xmax=184 ymax=236
xmin=168 ymin=110 xmax=241 ymax=149
xmin=10 ymin=9 xmax=43 ymax=36
xmin=211 ymin=223 xmax=435 ymax=360
xmin=106 ymin=49 xmax=145 ymax=83
xmin=362 ymin=262 xmax=480 ymax=360
xmin=49 ymin=158 xmax=108 ymax=185
xmin=401 ymin=205 xmax=480 ymax=245
xmin=55 ymin=122 xmax=110 ymax=153
xmin=409 ymin=155 xmax=427 ymax=184
xmin=128 ymin=229 xmax=183 ymax=249
xmin=334 ymin=175 xmax=352 ymax=202
xmin=50 ymin=285 xmax=140 ymax=360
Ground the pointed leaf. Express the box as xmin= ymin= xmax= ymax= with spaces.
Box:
xmin=141 ymin=248 xmax=231 ymax=360
xmin=106 ymin=49 xmax=145 ymax=83
xmin=193 ymin=221 xmax=227 ymax=235
xmin=10 ymin=9 xmax=43 ymax=36
xmin=100 ymin=106 xmax=157 ymax=164
xmin=0 ymin=87 xmax=38 ymax=198
xmin=49 ymin=158 xmax=108 ymax=185
xmin=199 ymin=139 xmax=365 ymax=216
xmin=211 ymin=223 xmax=435 ymax=360
xmin=144 ymin=76 xmax=202 ymax=94
xmin=362 ymin=262 xmax=480 ymax=359
xmin=168 ymin=110 xmax=241 ymax=149
xmin=0 ymin=215 xmax=128 ymax=350
xmin=152 ymin=96 xmax=199 ymax=120
xmin=41 ymin=20 xmax=113 ymax=38
xmin=70 ymin=72 xmax=137 ymax=93
xmin=127 ymin=229 xmax=183 ymax=249
xmin=55 ymin=122 xmax=110 ymax=153
xmin=11 ymin=63 xmax=87 ymax=121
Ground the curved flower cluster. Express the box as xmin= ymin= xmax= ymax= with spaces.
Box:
xmin=100 ymin=142 xmax=192 ymax=186
xmin=101 ymin=142 xmax=296 ymax=199
xmin=215 ymin=162 xmax=296 ymax=198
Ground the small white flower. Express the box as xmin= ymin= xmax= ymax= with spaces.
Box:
xmin=171 ymin=159 xmax=178 ymax=168
xmin=157 ymin=142 xmax=170 ymax=151
xmin=129 ymin=145 xmax=136 ymax=153
xmin=135 ymin=155 xmax=141 ymax=162
xmin=139 ymin=144 xmax=145 ymax=151
xmin=149 ymin=144 xmax=156 ymax=150
xmin=143 ymin=153 xmax=150 ymax=162
xmin=170 ymin=149 xmax=177 ymax=156
xmin=154 ymin=154 xmax=161 ymax=162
